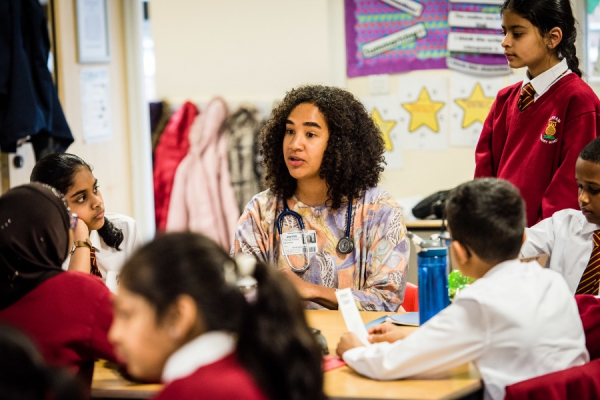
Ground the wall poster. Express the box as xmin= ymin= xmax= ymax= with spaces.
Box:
xmin=345 ymin=0 xmax=449 ymax=77
xmin=345 ymin=0 xmax=510 ymax=77
xmin=450 ymin=75 xmax=503 ymax=146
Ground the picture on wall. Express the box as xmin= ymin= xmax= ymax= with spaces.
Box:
xmin=450 ymin=75 xmax=503 ymax=146
xmin=76 ymin=0 xmax=110 ymax=63
xmin=397 ymin=75 xmax=449 ymax=150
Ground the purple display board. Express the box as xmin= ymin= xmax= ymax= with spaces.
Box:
xmin=345 ymin=0 xmax=508 ymax=77
xmin=345 ymin=0 xmax=450 ymax=77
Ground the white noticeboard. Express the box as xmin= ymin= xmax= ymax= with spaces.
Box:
xmin=448 ymin=11 xmax=502 ymax=30
xmin=447 ymin=32 xmax=504 ymax=54
xmin=80 ymin=67 xmax=112 ymax=143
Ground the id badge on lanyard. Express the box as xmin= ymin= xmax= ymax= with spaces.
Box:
xmin=281 ymin=230 xmax=318 ymax=264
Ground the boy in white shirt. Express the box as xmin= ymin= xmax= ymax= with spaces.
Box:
xmin=336 ymin=178 xmax=588 ymax=400
xmin=520 ymin=137 xmax=600 ymax=294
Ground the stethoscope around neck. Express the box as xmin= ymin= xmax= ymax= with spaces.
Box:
xmin=276 ymin=196 xmax=354 ymax=273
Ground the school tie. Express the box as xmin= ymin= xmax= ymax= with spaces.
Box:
xmin=576 ymin=230 xmax=600 ymax=295
xmin=517 ymin=82 xmax=535 ymax=112
xmin=90 ymin=247 xmax=102 ymax=277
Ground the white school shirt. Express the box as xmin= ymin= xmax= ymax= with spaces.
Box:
xmin=162 ymin=331 xmax=235 ymax=384
xmin=521 ymin=208 xmax=600 ymax=294
xmin=62 ymin=213 xmax=142 ymax=278
xmin=523 ymin=58 xmax=571 ymax=101
xmin=342 ymin=260 xmax=588 ymax=400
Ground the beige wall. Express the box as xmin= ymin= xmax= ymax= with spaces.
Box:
xmin=150 ymin=0 xmax=333 ymax=104
xmin=51 ymin=0 xmax=134 ymax=217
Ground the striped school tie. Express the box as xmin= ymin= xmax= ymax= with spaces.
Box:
xmin=576 ymin=230 xmax=600 ymax=295
xmin=90 ymin=247 xmax=102 ymax=277
xmin=517 ymin=82 xmax=535 ymax=112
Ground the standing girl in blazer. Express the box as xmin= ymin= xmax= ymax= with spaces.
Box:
xmin=475 ymin=0 xmax=600 ymax=227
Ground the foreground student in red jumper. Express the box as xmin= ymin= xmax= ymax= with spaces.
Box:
xmin=474 ymin=0 xmax=600 ymax=227
xmin=0 ymin=183 xmax=117 ymax=387
xmin=109 ymin=232 xmax=326 ymax=400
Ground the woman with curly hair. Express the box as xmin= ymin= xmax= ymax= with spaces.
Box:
xmin=232 ymin=85 xmax=409 ymax=311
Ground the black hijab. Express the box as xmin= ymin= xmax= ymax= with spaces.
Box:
xmin=0 ymin=183 xmax=70 ymax=309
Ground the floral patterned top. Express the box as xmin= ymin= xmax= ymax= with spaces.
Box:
xmin=232 ymin=187 xmax=409 ymax=311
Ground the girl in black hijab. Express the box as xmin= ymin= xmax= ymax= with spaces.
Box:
xmin=0 ymin=183 xmax=117 ymax=387
xmin=0 ymin=183 xmax=70 ymax=308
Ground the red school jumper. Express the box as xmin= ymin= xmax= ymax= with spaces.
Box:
xmin=0 ymin=272 xmax=117 ymax=386
xmin=153 ymin=353 xmax=269 ymax=400
xmin=475 ymin=73 xmax=600 ymax=227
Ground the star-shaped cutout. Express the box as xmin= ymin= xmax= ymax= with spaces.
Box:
xmin=454 ymin=83 xmax=495 ymax=128
xmin=371 ymin=108 xmax=396 ymax=151
xmin=401 ymin=88 xmax=445 ymax=133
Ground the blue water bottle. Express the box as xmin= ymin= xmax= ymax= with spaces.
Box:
xmin=418 ymin=240 xmax=450 ymax=324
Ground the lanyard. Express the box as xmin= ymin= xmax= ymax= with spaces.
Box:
xmin=276 ymin=196 xmax=355 ymax=273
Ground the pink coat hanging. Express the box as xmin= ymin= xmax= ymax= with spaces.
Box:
xmin=166 ymin=98 xmax=239 ymax=250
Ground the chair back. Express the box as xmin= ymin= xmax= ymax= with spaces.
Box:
xmin=403 ymin=282 xmax=419 ymax=312
xmin=504 ymin=359 xmax=600 ymax=400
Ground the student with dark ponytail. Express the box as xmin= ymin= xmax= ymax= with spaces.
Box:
xmin=475 ymin=0 xmax=600 ymax=227
xmin=31 ymin=153 xmax=141 ymax=286
xmin=109 ymin=232 xmax=326 ymax=400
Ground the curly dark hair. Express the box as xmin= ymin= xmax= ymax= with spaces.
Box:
xmin=260 ymin=85 xmax=385 ymax=209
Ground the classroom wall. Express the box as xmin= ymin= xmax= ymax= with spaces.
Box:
xmin=148 ymin=0 xmax=593 ymax=202
xmin=148 ymin=0 xmax=554 ymax=202
xmin=150 ymin=0 xmax=333 ymax=104
xmin=52 ymin=0 xmax=135 ymax=218
xmin=2 ymin=0 xmax=591 ymax=228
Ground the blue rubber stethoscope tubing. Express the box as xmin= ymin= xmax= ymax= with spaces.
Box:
xmin=276 ymin=199 xmax=352 ymax=239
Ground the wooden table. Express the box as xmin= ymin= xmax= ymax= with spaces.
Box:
xmin=310 ymin=310 xmax=481 ymax=400
xmin=406 ymin=219 xmax=444 ymax=230
xmin=92 ymin=310 xmax=482 ymax=400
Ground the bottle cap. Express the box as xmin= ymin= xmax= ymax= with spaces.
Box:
xmin=419 ymin=238 xmax=444 ymax=248
xmin=418 ymin=247 xmax=447 ymax=257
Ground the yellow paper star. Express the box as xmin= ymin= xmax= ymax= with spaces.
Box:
xmin=401 ymin=88 xmax=445 ymax=133
xmin=371 ymin=108 xmax=396 ymax=151
xmin=454 ymin=83 xmax=495 ymax=128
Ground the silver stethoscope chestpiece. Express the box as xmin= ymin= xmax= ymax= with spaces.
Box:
xmin=337 ymin=237 xmax=354 ymax=254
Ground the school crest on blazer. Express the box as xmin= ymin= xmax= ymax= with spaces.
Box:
xmin=541 ymin=116 xmax=560 ymax=144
